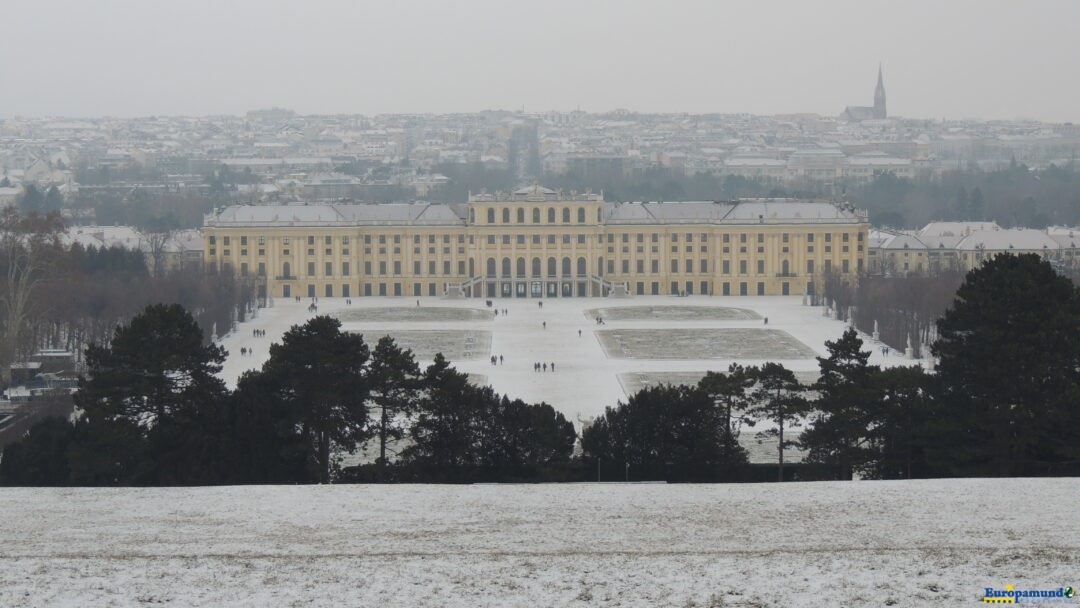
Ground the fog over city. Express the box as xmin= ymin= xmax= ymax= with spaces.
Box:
xmin=4 ymin=0 xmax=1078 ymax=121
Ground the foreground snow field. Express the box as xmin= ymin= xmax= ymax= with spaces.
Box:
xmin=1 ymin=479 xmax=1077 ymax=607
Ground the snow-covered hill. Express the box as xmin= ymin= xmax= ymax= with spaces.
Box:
xmin=1 ymin=479 xmax=1077 ymax=607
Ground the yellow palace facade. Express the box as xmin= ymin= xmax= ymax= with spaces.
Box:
xmin=202 ymin=185 xmax=869 ymax=300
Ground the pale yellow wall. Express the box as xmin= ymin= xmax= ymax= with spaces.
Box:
xmin=206 ymin=201 xmax=868 ymax=298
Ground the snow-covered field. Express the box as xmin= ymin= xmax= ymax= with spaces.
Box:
xmin=1 ymin=479 xmax=1077 ymax=607
xmin=219 ymin=295 xmax=919 ymax=423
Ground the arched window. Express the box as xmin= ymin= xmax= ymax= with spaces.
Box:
xmin=502 ymin=208 xmax=510 ymax=223
xmin=501 ymin=257 xmax=511 ymax=277
xmin=547 ymin=208 xmax=556 ymax=223
xmin=486 ymin=258 xmax=495 ymax=277
xmin=283 ymin=262 xmax=291 ymax=277
xmin=517 ymin=208 xmax=525 ymax=223
xmin=516 ymin=257 xmax=526 ymax=277
xmin=576 ymin=257 xmax=587 ymax=276
xmin=562 ymin=208 xmax=571 ymax=223
xmin=532 ymin=208 xmax=541 ymax=223
xmin=547 ymin=257 xmax=557 ymax=277
xmin=487 ymin=208 xmax=495 ymax=223
xmin=562 ymin=257 xmax=571 ymax=276
xmin=577 ymin=208 xmax=586 ymax=223
xmin=532 ymin=257 xmax=541 ymax=277
xmin=782 ymin=260 xmax=790 ymax=276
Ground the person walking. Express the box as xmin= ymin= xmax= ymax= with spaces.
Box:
xmin=551 ymin=362 xmax=555 ymax=372
xmin=499 ymin=355 xmax=504 ymax=365
xmin=542 ymin=321 xmax=547 ymax=330
xmin=578 ymin=329 xmax=582 ymax=337
xmin=542 ymin=363 xmax=548 ymax=372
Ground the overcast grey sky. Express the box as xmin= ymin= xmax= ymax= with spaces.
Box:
xmin=2 ymin=0 xmax=1077 ymax=121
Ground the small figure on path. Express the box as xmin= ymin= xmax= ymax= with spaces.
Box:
xmin=416 ymin=300 xmax=420 ymax=307
xmin=538 ymin=301 xmax=543 ymax=309
xmin=764 ymin=317 xmax=768 ymax=325
xmin=551 ymin=362 xmax=555 ymax=372
xmin=543 ymin=363 xmax=548 ymax=372
xmin=578 ymin=329 xmax=582 ymax=337
xmin=542 ymin=321 xmax=547 ymax=330
xmin=499 ymin=355 xmax=504 ymax=365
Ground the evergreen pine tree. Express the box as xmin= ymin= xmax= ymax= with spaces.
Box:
xmin=745 ymin=362 xmax=807 ymax=481
xmin=866 ymin=365 xmax=931 ymax=479
xmin=930 ymin=253 xmax=1080 ymax=476
xmin=260 ymin=316 xmax=371 ymax=482
xmin=581 ymin=384 xmax=747 ymax=482
xmin=800 ymin=328 xmax=879 ymax=479
xmin=698 ymin=363 xmax=757 ymax=459
xmin=367 ymin=335 xmax=421 ymax=479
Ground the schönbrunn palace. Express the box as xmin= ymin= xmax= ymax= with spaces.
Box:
xmin=203 ymin=184 xmax=869 ymax=300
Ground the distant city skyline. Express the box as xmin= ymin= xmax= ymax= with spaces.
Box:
xmin=2 ymin=0 xmax=1078 ymax=122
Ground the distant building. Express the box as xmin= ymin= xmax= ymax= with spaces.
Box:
xmin=841 ymin=66 xmax=887 ymax=121
xmin=203 ymin=183 xmax=870 ymax=300
xmin=869 ymin=221 xmax=1080 ymax=275
xmin=844 ymin=153 xmax=913 ymax=181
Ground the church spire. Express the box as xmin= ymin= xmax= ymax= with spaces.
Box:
xmin=873 ymin=64 xmax=887 ymax=119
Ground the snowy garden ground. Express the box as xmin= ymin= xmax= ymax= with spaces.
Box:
xmin=217 ymin=295 xmax=919 ymax=463
xmin=218 ymin=295 xmax=918 ymax=424
xmin=1 ymin=479 xmax=1077 ymax=607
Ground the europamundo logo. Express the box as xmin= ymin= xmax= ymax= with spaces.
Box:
xmin=982 ymin=583 xmax=1075 ymax=603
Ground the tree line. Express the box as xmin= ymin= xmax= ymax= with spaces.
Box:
xmin=2 ymin=253 xmax=1078 ymax=485
xmin=1 ymin=306 xmax=577 ymax=485
xmin=425 ymin=162 xmax=1080 ymax=229
xmin=0 ymin=209 xmax=256 ymax=378
xmin=592 ymin=253 xmax=1080 ymax=480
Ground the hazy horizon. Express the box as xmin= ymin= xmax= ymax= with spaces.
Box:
xmin=3 ymin=0 xmax=1078 ymax=123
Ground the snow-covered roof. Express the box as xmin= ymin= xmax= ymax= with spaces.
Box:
xmin=1049 ymin=233 xmax=1080 ymax=249
xmin=723 ymin=158 xmax=785 ymax=167
xmin=872 ymin=231 xmax=928 ymax=250
xmin=213 ymin=205 xmax=345 ymax=224
xmin=208 ymin=203 xmax=467 ymax=226
xmin=917 ymin=221 xmax=1000 ymax=238
xmin=954 ymin=229 xmax=1061 ymax=251
xmin=846 ymin=156 xmax=911 ymax=167
xmin=918 ymin=235 xmax=965 ymax=249
xmin=514 ymin=185 xmax=555 ymax=195
xmin=62 ymin=225 xmax=147 ymax=250
xmin=604 ymin=199 xmax=865 ymax=225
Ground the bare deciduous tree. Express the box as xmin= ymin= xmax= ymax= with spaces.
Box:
xmin=0 ymin=209 xmax=64 ymax=382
